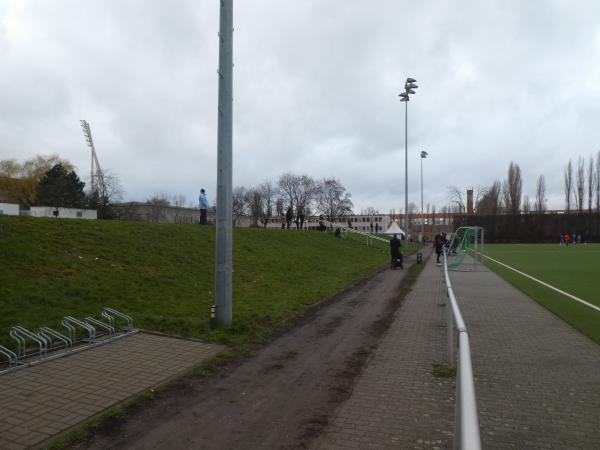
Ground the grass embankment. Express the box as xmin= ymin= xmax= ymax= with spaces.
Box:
xmin=0 ymin=216 xmax=410 ymax=351
xmin=485 ymin=244 xmax=600 ymax=345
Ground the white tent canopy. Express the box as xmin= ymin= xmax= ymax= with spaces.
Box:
xmin=384 ymin=221 xmax=405 ymax=236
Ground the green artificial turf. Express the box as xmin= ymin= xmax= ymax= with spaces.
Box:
xmin=484 ymin=244 xmax=600 ymax=345
xmin=0 ymin=216 xmax=411 ymax=351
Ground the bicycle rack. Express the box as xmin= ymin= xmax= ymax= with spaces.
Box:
xmin=1 ymin=307 xmax=136 ymax=375
xmin=10 ymin=326 xmax=48 ymax=359
xmin=102 ymin=308 xmax=134 ymax=331
xmin=62 ymin=316 xmax=96 ymax=344
xmin=38 ymin=327 xmax=72 ymax=351
xmin=0 ymin=344 xmax=18 ymax=368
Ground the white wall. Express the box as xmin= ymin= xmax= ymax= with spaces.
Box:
xmin=29 ymin=207 xmax=97 ymax=220
xmin=0 ymin=203 xmax=19 ymax=216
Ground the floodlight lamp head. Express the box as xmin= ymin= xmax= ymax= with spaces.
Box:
xmin=406 ymin=78 xmax=417 ymax=83
xmin=407 ymin=89 xmax=416 ymax=94
xmin=406 ymin=83 xmax=418 ymax=89
xmin=421 ymin=151 xmax=428 ymax=158
xmin=398 ymin=92 xmax=408 ymax=98
xmin=400 ymin=97 xmax=409 ymax=102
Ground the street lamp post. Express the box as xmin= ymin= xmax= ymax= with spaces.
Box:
xmin=399 ymin=78 xmax=418 ymax=240
xmin=420 ymin=150 xmax=428 ymax=245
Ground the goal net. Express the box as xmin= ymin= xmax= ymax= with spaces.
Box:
xmin=447 ymin=226 xmax=485 ymax=271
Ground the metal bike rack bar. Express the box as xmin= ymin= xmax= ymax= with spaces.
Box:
xmin=38 ymin=327 xmax=72 ymax=351
xmin=9 ymin=326 xmax=48 ymax=359
xmin=85 ymin=317 xmax=115 ymax=337
xmin=62 ymin=316 xmax=96 ymax=344
xmin=102 ymin=308 xmax=134 ymax=331
xmin=0 ymin=344 xmax=18 ymax=368
xmin=2 ymin=308 xmax=136 ymax=375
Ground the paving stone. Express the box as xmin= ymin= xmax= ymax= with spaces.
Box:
xmin=0 ymin=332 xmax=225 ymax=449
xmin=314 ymin=256 xmax=600 ymax=449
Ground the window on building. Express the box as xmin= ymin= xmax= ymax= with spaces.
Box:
xmin=76 ymin=211 xmax=83 ymax=218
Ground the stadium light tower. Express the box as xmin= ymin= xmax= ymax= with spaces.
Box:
xmin=80 ymin=120 xmax=107 ymax=201
xmin=420 ymin=150 xmax=428 ymax=245
xmin=214 ymin=0 xmax=233 ymax=327
xmin=399 ymin=77 xmax=418 ymax=239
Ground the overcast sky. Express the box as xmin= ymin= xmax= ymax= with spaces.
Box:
xmin=2 ymin=0 xmax=600 ymax=213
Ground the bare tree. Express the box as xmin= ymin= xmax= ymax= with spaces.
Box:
xmin=447 ymin=185 xmax=465 ymax=212
xmin=502 ymin=161 xmax=522 ymax=214
xmin=171 ymin=194 xmax=188 ymax=208
xmin=575 ymin=156 xmax=585 ymax=212
xmin=361 ymin=206 xmax=379 ymax=215
xmin=146 ymin=193 xmax=170 ymax=223
xmin=245 ymin=188 xmax=263 ymax=227
xmin=534 ymin=175 xmax=546 ymax=213
xmin=316 ymin=177 xmax=353 ymax=222
xmin=259 ymin=181 xmax=276 ymax=227
xmin=522 ymin=195 xmax=531 ymax=214
xmin=564 ymin=160 xmax=573 ymax=212
xmin=232 ymin=186 xmax=248 ymax=226
xmin=475 ymin=180 xmax=502 ymax=215
xmin=588 ymin=155 xmax=594 ymax=213
xmin=596 ymin=151 xmax=600 ymax=212
xmin=277 ymin=173 xmax=318 ymax=222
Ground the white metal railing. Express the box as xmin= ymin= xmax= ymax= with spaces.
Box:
xmin=443 ymin=249 xmax=482 ymax=450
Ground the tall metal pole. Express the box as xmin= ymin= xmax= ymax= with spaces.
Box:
xmin=215 ymin=0 xmax=233 ymax=327
xmin=421 ymin=155 xmax=424 ymax=245
xmin=404 ymin=100 xmax=408 ymax=239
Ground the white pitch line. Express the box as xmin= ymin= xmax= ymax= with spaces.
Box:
xmin=483 ymin=254 xmax=600 ymax=314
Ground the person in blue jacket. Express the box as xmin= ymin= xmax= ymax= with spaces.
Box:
xmin=199 ymin=188 xmax=209 ymax=225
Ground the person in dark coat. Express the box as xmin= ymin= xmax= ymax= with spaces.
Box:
xmin=390 ymin=234 xmax=403 ymax=268
xmin=434 ymin=234 xmax=444 ymax=264
xmin=285 ymin=206 xmax=293 ymax=229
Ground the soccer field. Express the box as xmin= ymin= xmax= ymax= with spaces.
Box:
xmin=484 ymin=244 xmax=600 ymax=345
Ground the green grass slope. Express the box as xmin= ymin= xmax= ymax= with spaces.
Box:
xmin=485 ymin=244 xmax=600 ymax=345
xmin=0 ymin=216 xmax=398 ymax=350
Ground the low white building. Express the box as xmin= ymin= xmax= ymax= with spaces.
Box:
xmin=0 ymin=203 xmax=19 ymax=216
xmin=28 ymin=207 xmax=97 ymax=220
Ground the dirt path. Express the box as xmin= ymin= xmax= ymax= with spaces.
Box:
xmin=73 ymin=256 xmax=420 ymax=450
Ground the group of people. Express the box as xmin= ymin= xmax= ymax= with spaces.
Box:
xmin=281 ymin=206 xmax=306 ymax=230
xmin=560 ymin=233 xmax=582 ymax=246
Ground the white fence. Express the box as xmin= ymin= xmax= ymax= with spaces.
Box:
xmin=0 ymin=203 xmax=19 ymax=216
xmin=28 ymin=207 xmax=97 ymax=220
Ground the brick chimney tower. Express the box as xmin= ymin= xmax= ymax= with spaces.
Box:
xmin=467 ymin=188 xmax=474 ymax=215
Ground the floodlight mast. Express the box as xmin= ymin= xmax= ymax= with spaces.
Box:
xmin=215 ymin=0 xmax=233 ymax=327
xmin=80 ymin=120 xmax=108 ymax=202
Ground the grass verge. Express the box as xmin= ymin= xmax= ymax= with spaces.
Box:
xmin=484 ymin=244 xmax=600 ymax=345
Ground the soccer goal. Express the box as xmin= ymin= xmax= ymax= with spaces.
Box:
xmin=447 ymin=226 xmax=485 ymax=271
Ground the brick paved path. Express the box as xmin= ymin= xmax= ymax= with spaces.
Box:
xmin=0 ymin=333 xmax=225 ymax=450
xmin=315 ymin=257 xmax=600 ymax=449
xmin=314 ymin=257 xmax=456 ymax=449
xmin=452 ymin=265 xmax=600 ymax=449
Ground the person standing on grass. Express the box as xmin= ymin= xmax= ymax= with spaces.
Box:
xmin=564 ymin=233 xmax=570 ymax=246
xmin=285 ymin=206 xmax=293 ymax=229
xmin=560 ymin=234 xmax=564 ymax=246
xmin=199 ymin=188 xmax=209 ymax=225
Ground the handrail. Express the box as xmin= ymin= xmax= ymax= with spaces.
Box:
xmin=443 ymin=249 xmax=481 ymax=450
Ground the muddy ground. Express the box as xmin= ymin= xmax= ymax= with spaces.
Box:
xmin=72 ymin=257 xmax=419 ymax=450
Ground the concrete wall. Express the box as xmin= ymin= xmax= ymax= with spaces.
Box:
xmin=0 ymin=203 xmax=19 ymax=216
xmin=28 ymin=207 xmax=98 ymax=220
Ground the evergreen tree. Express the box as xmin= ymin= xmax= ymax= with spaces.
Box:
xmin=35 ymin=164 xmax=86 ymax=208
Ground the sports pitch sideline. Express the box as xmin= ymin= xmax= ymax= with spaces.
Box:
xmin=484 ymin=243 xmax=600 ymax=345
